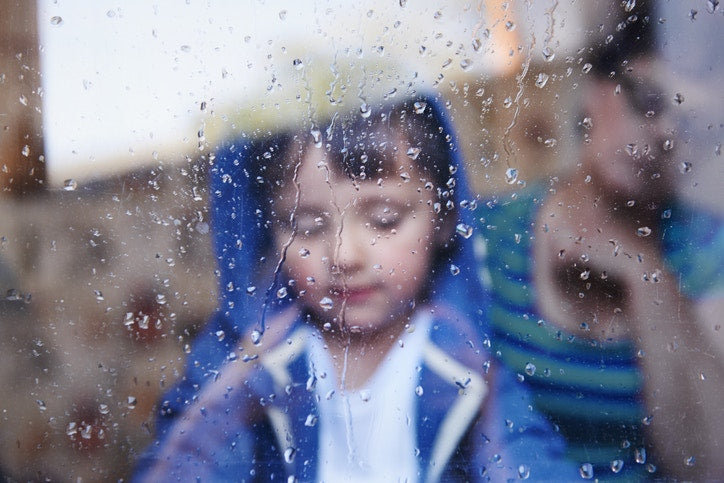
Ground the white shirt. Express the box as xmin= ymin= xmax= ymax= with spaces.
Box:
xmin=308 ymin=312 xmax=432 ymax=483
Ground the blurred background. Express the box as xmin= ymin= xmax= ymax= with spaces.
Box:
xmin=0 ymin=0 xmax=721 ymax=479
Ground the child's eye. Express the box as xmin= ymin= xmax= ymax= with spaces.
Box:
xmin=368 ymin=207 xmax=402 ymax=230
xmin=295 ymin=213 xmax=329 ymax=237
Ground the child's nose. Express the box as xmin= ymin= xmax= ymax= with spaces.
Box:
xmin=334 ymin=224 xmax=366 ymax=272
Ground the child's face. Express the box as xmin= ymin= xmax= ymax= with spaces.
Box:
xmin=273 ymin=141 xmax=445 ymax=335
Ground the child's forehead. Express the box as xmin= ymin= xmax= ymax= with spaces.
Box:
xmin=274 ymin=149 xmax=430 ymax=211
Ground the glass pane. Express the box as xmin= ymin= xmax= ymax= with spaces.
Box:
xmin=0 ymin=1 xmax=721 ymax=480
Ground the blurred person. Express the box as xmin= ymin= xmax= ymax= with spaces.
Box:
xmin=475 ymin=2 xmax=724 ymax=480
xmin=134 ymin=94 xmax=578 ymax=481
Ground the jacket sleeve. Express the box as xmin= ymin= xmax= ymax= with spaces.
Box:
xmin=133 ymin=361 xmax=260 ymax=482
xmin=472 ymin=365 xmax=581 ymax=481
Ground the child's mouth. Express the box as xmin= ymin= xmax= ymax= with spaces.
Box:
xmin=333 ymin=286 xmax=377 ymax=304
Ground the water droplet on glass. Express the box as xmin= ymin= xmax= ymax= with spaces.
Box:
xmin=246 ymin=332 xmax=265 ymax=351
xmin=283 ymin=447 xmax=296 ymax=463
xmin=99 ymin=403 xmax=110 ymax=415
xmin=293 ymin=58 xmax=303 ymax=70
xmin=400 ymin=171 xmax=411 ymax=182
xmin=517 ymin=464 xmax=530 ymax=479
xmin=278 ymin=9 xmax=287 ymax=20
xmin=305 ymin=413 xmax=318 ymax=426
xmin=535 ymin=73 xmax=549 ymax=88
xmin=127 ymin=396 xmax=137 ymax=409
xmin=319 ymin=297 xmax=333 ymax=310
xmin=579 ymin=463 xmax=594 ymax=479
xmin=456 ymin=223 xmax=473 ymax=239
xmin=624 ymin=0 xmax=637 ymax=12
xmin=360 ymin=103 xmax=371 ymax=118
xmin=310 ymin=127 xmax=322 ymax=147
xmin=673 ymin=92 xmax=685 ymax=105
xmin=156 ymin=293 xmax=167 ymax=305
xmin=582 ymin=117 xmax=593 ymax=130
xmin=406 ymin=147 xmax=421 ymax=160
xmin=580 ymin=269 xmax=590 ymax=280
xmin=663 ymin=139 xmax=674 ymax=151
xmin=415 ymin=385 xmax=424 ymax=396
xmin=582 ymin=63 xmax=592 ymax=74
xmin=635 ymin=446 xmax=646 ymax=464
xmin=505 ymin=168 xmax=518 ymax=184
xmin=680 ymin=161 xmax=692 ymax=174
xmin=544 ymin=138 xmax=557 ymax=147
xmin=449 ymin=264 xmax=460 ymax=276
xmin=63 ymin=179 xmax=77 ymax=191
xmin=524 ymin=362 xmax=536 ymax=376
xmin=626 ymin=143 xmax=638 ymax=156
xmin=636 ymin=226 xmax=652 ymax=237
xmin=413 ymin=101 xmax=427 ymax=114
xmin=21 ymin=145 xmax=30 ymax=157
xmin=611 ymin=459 xmax=624 ymax=473
xmin=215 ymin=330 xmax=226 ymax=341
xmin=503 ymin=97 xmax=513 ymax=108
xmin=472 ymin=38 xmax=482 ymax=52
xmin=685 ymin=455 xmax=695 ymax=467
xmin=50 ymin=16 xmax=63 ymax=26
xmin=299 ymin=247 xmax=310 ymax=258
xmin=541 ymin=47 xmax=555 ymax=62
xmin=138 ymin=315 xmax=150 ymax=330
xmin=460 ymin=58 xmax=473 ymax=71
xmin=359 ymin=390 xmax=371 ymax=402
xmin=505 ymin=21 xmax=515 ymax=31
xmin=36 ymin=400 xmax=47 ymax=411
xmin=276 ymin=287 xmax=288 ymax=299
xmin=94 ymin=290 xmax=104 ymax=301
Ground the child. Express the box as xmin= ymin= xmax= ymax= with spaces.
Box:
xmin=135 ymin=95 xmax=575 ymax=481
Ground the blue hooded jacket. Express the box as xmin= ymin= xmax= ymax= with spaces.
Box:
xmin=134 ymin=93 xmax=578 ymax=481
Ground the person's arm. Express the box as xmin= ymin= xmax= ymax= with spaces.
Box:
xmin=629 ymin=261 xmax=724 ymax=479
xmin=537 ymin=218 xmax=724 ymax=479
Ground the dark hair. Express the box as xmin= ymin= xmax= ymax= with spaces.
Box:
xmin=589 ymin=0 xmax=656 ymax=79
xmin=247 ymin=97 xmax=458 ymax=225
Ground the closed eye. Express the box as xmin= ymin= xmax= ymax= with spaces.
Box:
xmin=295 ymin=212 xmax=331 ymax=238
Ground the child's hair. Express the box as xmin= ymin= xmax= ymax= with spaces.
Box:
xmin=247 ymin=98 xmax=457 ymax=218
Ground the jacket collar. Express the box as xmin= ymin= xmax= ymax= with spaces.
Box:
xmin=256 ymin=316 xmax=489 ymax=482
